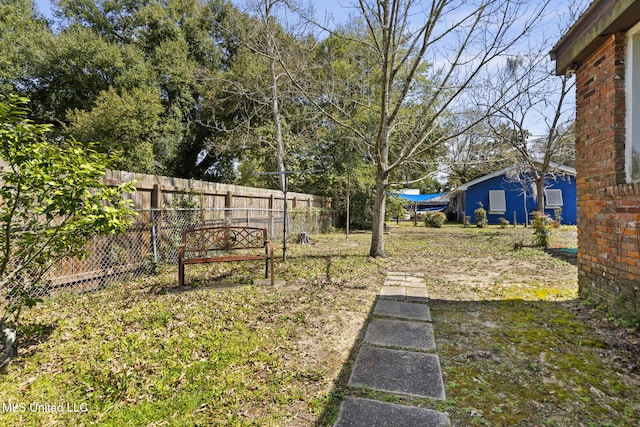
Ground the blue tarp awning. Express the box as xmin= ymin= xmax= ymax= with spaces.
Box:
xmin=393 ymin=193 xmax=446 ymax=203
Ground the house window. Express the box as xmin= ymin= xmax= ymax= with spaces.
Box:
xmin=488 ymin=190 xmax=506 ymax=214
xmin=545 ymin=189 xmax=563 ymax=208
xmin=626 ymin=22 xmax=640 ymax=182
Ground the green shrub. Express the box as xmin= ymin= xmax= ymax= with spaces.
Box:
xmin=349 ymin=191 xmax=375 ymax=229
xmin=474 ymin=204 xmax=488 ymax=228
xmin=498 ymin=217 xmax=510 ymax=228
xmin=531 ymin=211 xmax=554 ymax=247
xmin=0 ymin=95 xmax=136 ymax=367
xmin=424 ymin=211 xmax=446 ymax=228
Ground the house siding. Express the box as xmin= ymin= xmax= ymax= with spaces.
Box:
xmin=575 ymin=33 xmax=640 ymax=320
xmin=462 ymin=174 xmax=576 ymax=225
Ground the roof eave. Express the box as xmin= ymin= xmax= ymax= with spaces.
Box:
xmin=446 ymin=162 xmax=576 ymax=197
xmin=551 ymin=0 xmax=640 ymax=76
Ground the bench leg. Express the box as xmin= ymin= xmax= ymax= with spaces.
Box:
xmin=265 ymin=258 xmax=275 ymax=286
xmin=179 ymin=262 xmax=184 ymax=287
xmin=269 ymin=257 xmax=274 ymax=286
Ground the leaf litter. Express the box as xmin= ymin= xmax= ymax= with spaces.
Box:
xmin=1 ymin=225 xmax=639 ymax=426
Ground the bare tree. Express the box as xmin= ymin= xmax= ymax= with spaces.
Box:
xmin=486 ymin=50 xmax=576 ymax=215
xmin=215 ymin=0 xmax=290 ymax=190
xmin=444 ymin=113 xmax=520 ymax=185
xmin=477 ymin=0 xmax=589 ymax=216
xmin=204 ymin=0 xmax=317 ymax=192
xmin=284 ymin=0 xmax=549 ymax=257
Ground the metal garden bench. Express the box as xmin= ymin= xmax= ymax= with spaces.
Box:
xmin=178 ymin=226 xmax=275 ymax=286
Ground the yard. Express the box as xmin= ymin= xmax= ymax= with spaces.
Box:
xmin=1 ymin=224 xmax=639 ymax=426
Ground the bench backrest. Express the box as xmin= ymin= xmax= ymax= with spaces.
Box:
xmin=181 ymin=226 xmax=269 ymax=254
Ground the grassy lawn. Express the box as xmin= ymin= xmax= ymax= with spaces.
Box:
xmin=2 ymin=224 xmax=639 ymax=426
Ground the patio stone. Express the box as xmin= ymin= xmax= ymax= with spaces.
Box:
xmin=349 ymin=346 xmax=446 ymax=399
xmin=387 ymin=271 xmax=425 ymax=277
xmin=380 ymin=286 xmax=407 ymax=299
xmin=403 ymin=280 xmax=426 ymax=288
xmin=364 ymin=318 xmax=436 ymax=350
xmin=333 ymin=398 xmax=451 ymax=427
xmin=387 ymin=271 xmax=409 ymax=277
xmin=406 ymin=287 xmax=429 ymax=299
xmin=383 ymin=280 xmax=406 ymax=286
xmin=374 ymin=299 xmax=432 ymax=321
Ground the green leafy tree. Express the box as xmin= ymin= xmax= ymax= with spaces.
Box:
xmin=29 ymin=26 xmax=150 ymax=123
xmin=65 ymin=86 xmax=163 ymax=173
xmin=2 ymin=0 xmax=240 ymax=178
xmin=385 ymin=193 xmax=408 ymax=222
xmin=0 ymin=0 xmax=52 ymax=97
xmin=0 ymin=96 xmax=136 ymax=368
xmin=202 ymin=0 xmax=322 ymax=192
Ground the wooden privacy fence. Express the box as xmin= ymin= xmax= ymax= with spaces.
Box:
xmin=103 ymin=169 xmax=331 ymax=213
xmin=33 ymin=169 xmax=332 ymax=295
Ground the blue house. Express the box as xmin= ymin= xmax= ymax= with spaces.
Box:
xmin=447 ymin=163 xmax=576 ymax=225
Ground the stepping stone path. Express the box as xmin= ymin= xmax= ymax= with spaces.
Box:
xmin=334 ymin=272 xmax=451 ymax=427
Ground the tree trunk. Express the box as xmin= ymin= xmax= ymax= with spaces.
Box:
xmin=295 ymin=232 xmax=311 ymax=244
xmin=270 ymin=57 xmax=286 ymax=192
xmin=369 ymin=173 xmax=388 ymax=258
xmin=535 ymin=175 xmax=545 ymax=215
xmin=1 ymin=324 xmax=16 ymax=369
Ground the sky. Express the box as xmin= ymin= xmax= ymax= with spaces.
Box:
xmin=34 ymin=0 xmax=53 ymax=19
xmin=33 ymin=0 xmax=583 ymax=46
xmin=33 ymin=0 xmax=357 ymax=21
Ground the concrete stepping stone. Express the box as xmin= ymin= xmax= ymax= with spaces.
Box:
xmin=364 ymin=318 xmax=436 ymax=351
xmin=380 ymin=287 xmax=429 ymax=302
xmin=383 ymin=280 xmax=407 ymax=286
xmin=403 ymin=280 xmax=426 ymax=288
xmin=406 ymin=287 xmax=428 ymax=300
xmin=386 ymin=272 xmax=408 ymax=279
xmin=380 ymin=285 xmax=407 ymax=300
xmin=333 ymin=398 xmax=451 ymax=427
xmin=387 ymin=271 xmax=425 ymax=278
xmin=386 ymin=277 xmax=408 ymax=283
xmin=349 ymin=346 xmax=446 ymax=399
xmin=385 ymin=279 xmax=425 ymax=288
xmin=374 ymin=299 xmax=431 ymax=321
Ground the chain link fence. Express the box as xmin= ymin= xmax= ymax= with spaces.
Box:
xmin=39 ymin=207 xmax=333 ymax=297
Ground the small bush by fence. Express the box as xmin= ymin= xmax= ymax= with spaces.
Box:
xmin=39 ymin=207 xmax=332 ymax=297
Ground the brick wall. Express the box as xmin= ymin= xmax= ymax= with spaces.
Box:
xmin=575 ymin=33 xmax=640 ymax=320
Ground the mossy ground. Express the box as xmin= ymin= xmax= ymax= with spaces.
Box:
xmin=1 ymin=223 xmax=639 ymax=426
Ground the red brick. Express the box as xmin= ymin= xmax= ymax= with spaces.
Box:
xmin=574 ymin=33 xmax=640 ymax=320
